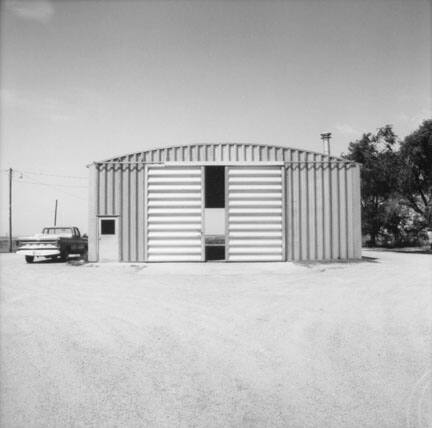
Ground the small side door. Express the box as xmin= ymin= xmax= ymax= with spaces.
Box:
xmin=98 ymin=217 xmax=119 ymax=262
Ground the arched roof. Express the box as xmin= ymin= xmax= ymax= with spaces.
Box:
xmin=98 ymin=143 xmax=346 ymax=164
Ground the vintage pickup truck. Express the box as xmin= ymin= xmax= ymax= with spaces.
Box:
xmin=17 ymin=226 xmax=88 ymax=263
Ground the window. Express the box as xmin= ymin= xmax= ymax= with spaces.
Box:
xmin=42 ymin=227 xmax=73 ymax=236
xmin=101 ymin=219 xmax=115 ymax=235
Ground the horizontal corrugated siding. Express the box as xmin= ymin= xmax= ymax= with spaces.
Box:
xmin=285 ymin=152 xmax=361 ymax=261
xmin=227 ymin=166 xmax=284 ymax=261
xmin=145 ymin=166 xmax=204 ymax=262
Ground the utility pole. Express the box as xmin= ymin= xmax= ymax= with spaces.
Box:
xmin=8 ymin=168 xmax=12 ymax=252
xmin=54 ymin=199 xmax=58 ymax=226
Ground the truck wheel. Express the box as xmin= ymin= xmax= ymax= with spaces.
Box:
xmin=60 ymin=251 xmax=68 ymax=262
xmin=82 ymin=249 xmax=88 ymax=262
xmin=25 ymin=256 xmax=34 ymax=263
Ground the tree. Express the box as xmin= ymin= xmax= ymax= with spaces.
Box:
xmin=343 ymin=125 xmax=400 ymax=245
xmin=397 ymin=119 xmax=432 ymax=229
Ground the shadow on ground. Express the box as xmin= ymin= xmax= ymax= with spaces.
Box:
xmin=294 ymin=256 xmax=380 ymax=268
xmin=28 ymin=256 xmax=85 ymax=265
xmin=365 ymin=247 xmax=431 ymax=255
xmin=361 ymin=256 xmax=379 ymax=263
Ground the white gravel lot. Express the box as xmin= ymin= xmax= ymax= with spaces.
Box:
xmin=1 ymin=251 xmax=431 ymax=428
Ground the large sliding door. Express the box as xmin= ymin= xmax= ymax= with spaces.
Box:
xmin=226 ymin=166 xmax=285 ymax=261
xmin=145 ymin=166 xmax=204 ymax=261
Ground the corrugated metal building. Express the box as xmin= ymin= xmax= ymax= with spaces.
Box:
xmin=88 ymin=143 xmax=361 ymax=262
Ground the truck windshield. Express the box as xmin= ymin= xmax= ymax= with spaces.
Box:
xmin=42 ymin=228 xmax=73 ymax=236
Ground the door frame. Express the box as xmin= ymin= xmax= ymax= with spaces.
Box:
xmin=144 ymin=164 xmax=205 ymax=262
xmin=142 ymin=162 xmax=285 ymax=262
xmin=224 ymin=164 xmax=286 ymax=262
xmin=97 ymin=215 xmax=120 ymax=262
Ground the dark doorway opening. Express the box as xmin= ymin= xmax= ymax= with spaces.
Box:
xmin=205 ymin=166 xmax=225 ymax=208
xmin=205 ymin=166 xmax=226 ymax=261
xmin=205 ymin=246 xmax=225 ymax=261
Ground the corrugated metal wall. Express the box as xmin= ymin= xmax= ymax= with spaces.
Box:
xmin=285 ymin=152 xmax=361 ymax=261
xmin=88 ymin=161 xmax=146 ymax=262
xmin=88 ymin=143 xmax=361 ymax=262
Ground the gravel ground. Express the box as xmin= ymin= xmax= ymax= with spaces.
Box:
xmin=1 ymin=251 xmax=431 ymax=428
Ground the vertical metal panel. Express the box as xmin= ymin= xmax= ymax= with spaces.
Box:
xmin=281 ymin=165 xmax=287 ymax=261
xmin=130 ymin=165 xmax=138 ymax=261
xmin=254 ymin=144 xmax=259 ymax=161
xmin=339 ymin=165 xmax=348 ymax=259
xmin=226 ymin=144 xmax=231 ymax=161
xmin=346 ymin=165 xmax=355 ymax=258
xmin=300 ymin=152 xmax=308 ymax=260
xmin=322 ymin=159 xmax=331 ymax=259
xmin=241 ymin=144 xmax=247 ymax=161
xmin=276 ymin=147 xmax=283 ymax=161
xmin=331 ymin=163 xmax=340 ymax=259
xmin=143 ymin=164 xmax=148 ymax=262
xmin=258 ymin=146 xmax=263 ymax=161
xmin=106 ymin=164 xmax=113 ymax=214
xmin=145 ymin=166 xmax=204 ymax=262
xmin=308 ymin=155 xmax=317 ymax=261
xmin=137 ymin=164 xmax=145 ymax=261
xmin=290 ymin=151 xmax=295 ymax=260
xmin=119 ymin=165 xmax=124 ymax=261
xmin=315 ymin=157 xmax=324 ymax=260
xmin=98 ymin=165 xmax=106 ymax=215
xmin=285 ymin=152 xmax=293 ymax=261
xmin=213 ymin=144 xmax=220 ymax=161
xmin=121 ymin=163 xmax=130 ymax=261
xmin=245 ymin=145 xmax=250 ymax=161
xmin=226 ymin=166 xmax=284 ymax=261
xmin=224 ymin=166 xmax=230 ymax=260
xmin=200 ymin=166 xmax=205 ymax=261
xmin=114 ymin=164 xmax=122 ymax=229
xmin=293 ymin=152 xmax=301 ymax=260
xmin=352 ymin=165 xmax=362 ymax=258
xmin=88 ymin=163 xmax=98 ymax=262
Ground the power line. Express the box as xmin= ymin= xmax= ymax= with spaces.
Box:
xmin=16 ymin=179 xmax=87 ymax=201
xmin=17 ymin=178 xmax=87 ymax=188
xmin=9 ymin=168 xmax=87 ymax=180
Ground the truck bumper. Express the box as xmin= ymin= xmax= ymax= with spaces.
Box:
xmin=17 ymin=250 xmax=60 ymax=257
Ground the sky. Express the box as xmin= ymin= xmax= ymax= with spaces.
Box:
xmin=0 ymin=0 xmax=431 ymax=236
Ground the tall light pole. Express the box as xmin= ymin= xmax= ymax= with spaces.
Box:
xmin=8 ymin=168 xmax=13 ymax=252
xmin=54 ymin=199 xmax=58 ymax=226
